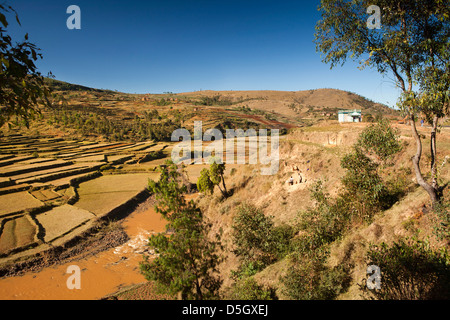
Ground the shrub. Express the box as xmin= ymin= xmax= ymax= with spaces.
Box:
xmin=281 ymin=249 xmax=351 ymax=300
xmin=340 ymin=147 xmax=390 ymax=222
xmin=356 ymin=118 xmax=402 ymax=163
xmin=432 ymin=201 xmax=450 ymax=241
xmin=231 ymin=204 xmax=293 ymax=273
xmin=361 ymin=238 xmax=450 ymax=300
xmin=294 ymin=180 xmax=351 ymax=253
xmin=227 ymin=277 xmax=277 ymax=300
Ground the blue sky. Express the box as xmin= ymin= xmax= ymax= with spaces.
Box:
xmin=7 ymin=0 xmax=402 ymax=107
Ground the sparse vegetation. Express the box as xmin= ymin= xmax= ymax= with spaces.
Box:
xmin=231 ymin=204 xmax=293 ymax=277
xmin=361 ymin=238 xmax=450 ymax=300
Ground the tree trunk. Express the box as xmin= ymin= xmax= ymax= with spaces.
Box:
xmin=221 ymin=173 xmax=228 ymax=196
xmin=430 ymin=115 xmax=439 ymax=190
xmin=410 ymin=113 xmax=439 ymax=207
xmin=216 ymin=183 xmax=227 ymax=198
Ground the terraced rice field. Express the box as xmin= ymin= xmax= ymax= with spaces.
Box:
xmin=0 ymin=132 xmax=253 ymax=263
xmin=0 ymin=133 xmax=171 ymax=262
xmin=74 ymin=173 xmax=158 ymax=216
xmin=35 ymin=205 xmax=95 ymax=242
xmin=0 ymin=215 xmax=37 ymax=255
xmin=0 ymin=192 xmax=44 ymax=217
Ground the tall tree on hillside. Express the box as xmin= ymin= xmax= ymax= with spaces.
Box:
xmin=197 ymin=162 xmax=228 ymax=198
xmin=141 ymin=161 xmax=223 ymax=300
xmin=414 ymin=41 xmax=450 ymax=194
xmin=314 ymin=0 xmax=450 ymax=206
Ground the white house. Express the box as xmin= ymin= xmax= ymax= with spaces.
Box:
xmin=338 ymin=109 xmax=362 ymax=123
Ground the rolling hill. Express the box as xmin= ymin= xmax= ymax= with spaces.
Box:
xmin=34 ymin=79 xmax=400 ymax=142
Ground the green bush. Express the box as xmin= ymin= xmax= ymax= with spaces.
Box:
xmin=356 ymin=118 xmax=402 ymax=163
xmin=281 ymin=249 xmax=351 ymax=300
xmin=231 ymin=204 xmax=294 ymax=274
xmin=294 ymin=180 xmax=351 ymax=253
xmin=227 ymin=277 xmax=277 ymax=300
xmin=431 ymin=201 xmax=450 ymax=242
xmin=361 ymin=238 xmax=450 ymax=300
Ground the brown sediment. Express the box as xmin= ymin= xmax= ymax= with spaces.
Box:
xmin=0 ymin=196 xmax=167 ymax=300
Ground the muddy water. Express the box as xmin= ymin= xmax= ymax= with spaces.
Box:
xmin=0 ymin=206 xmax=167 ymax=300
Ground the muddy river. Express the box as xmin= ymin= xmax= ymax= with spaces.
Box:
xmin=0 ymin=204 xmax=167 ymax=300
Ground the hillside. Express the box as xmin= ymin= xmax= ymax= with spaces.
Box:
xmin=179 ymin=88 xmax=398 ymax=124
xmin=195 ymin=121 xmax=450 ymax=299
xmin=4 ymin=79 xmax=449 ymax=301
xmin=24 ymin=79 xmax=400 ymax=142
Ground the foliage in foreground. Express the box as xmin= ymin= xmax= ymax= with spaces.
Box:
xmin=282 ymin=120 xmax=407 ymax=299
xmin=281 ymin=248 xmax=352 ymax=300
xmin=231 ymin=203 xmax=293 ymax=277
xmin=0 ymin=4 xmax=52 ymax=128
xmin=226 ymin=277 xmax=278 ymax=300
xmin=361 ymin=238 xmax=450 ymax=300
xmin=140 ymin=161 xmax=223 ymax=300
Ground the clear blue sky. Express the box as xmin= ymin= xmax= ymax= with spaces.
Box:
xmin=7 ymin=0 xmax=402 ymax=107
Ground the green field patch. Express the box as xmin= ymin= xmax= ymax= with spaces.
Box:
xmin=0 ymin=192 xmax=45 ymax=217
xmin=34 ymin=204 xmax=95 ymax=243
xmin=0 ymin=215 xmax=37 ymax=255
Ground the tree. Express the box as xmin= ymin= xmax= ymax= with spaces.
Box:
xmin=356 ymin=118 xmax=402 ymax=164
xmin=197 ymin=162 xmax=228 ymax=198
xmin=314 ymin=0 xmax=450 ymax=206
xmin=231 ymin=204 xmax=278 ymax=268
xmin=0 ymin=4 xmax=52 ymax=128
xmin=209 ymin=162 xmax=228 ymax=197
xmin=197 ymin=168 xmax=215 ymax=195
xmin=140 ymin=161 xmax=223 ymax=300
xmin=415 ymin=42 xmax=450 ymax=194
xmin=231 ymin=203 xmax=293 ymax=273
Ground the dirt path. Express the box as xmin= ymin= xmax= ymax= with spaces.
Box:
xmin=0 ymin=198 xmax=167 ymax=300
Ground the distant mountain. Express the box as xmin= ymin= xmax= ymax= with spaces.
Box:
xmin=44 ymin=79 xmax=398 ymax=128
xmin=179 ymin=88 xmax=398 ymax=122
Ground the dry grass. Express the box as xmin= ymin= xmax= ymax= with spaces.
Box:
xmin=35 ymin=204 xmax=95 ymax=242
xmin=198 ymin=121 xmax=450 ymax=299
xmin=0 ymin=191 xmax=44 ymax=217
xmin=0 ymin=215 xmax=37 ymax=254
xmin=74 ymin=173 xmax=158 ymax=216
